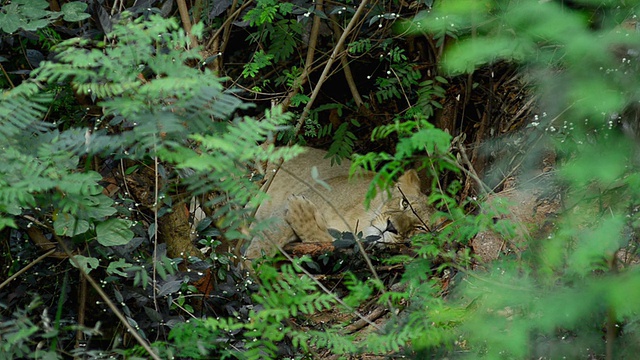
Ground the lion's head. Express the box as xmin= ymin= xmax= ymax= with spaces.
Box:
xmin=363 ymin=170 xmax=433 ymax=243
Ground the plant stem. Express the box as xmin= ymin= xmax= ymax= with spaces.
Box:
xmin=207 ymin=0 xmax=254 ymax=49
xmin=291 ymin=0 xmax=370 ymax=139
xmin=280 ymin=0 xmax=324 ymax=111
xmin=0 ymin=248 xmax=57 ymax=290
xmin=176 ymin=0 xmax=199 ymax=48
xmin=330 ymin=14 xmax=365 ymax=109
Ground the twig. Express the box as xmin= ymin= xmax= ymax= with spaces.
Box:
xmin=0 ymin=63 xmax=15 ymax=88
xmin=75 ymin=271 xmax=87 ymax=346
xmin=171 ymin=299 xmax=198 ymax=319
xmin=23 ymin=225 xmax=67 ymax=258
xmin=119 ymin=159 xmax=134 ymax=205
xmin=110 ymin=0 xmax=124 ymax=16
xmin=152 ymin=152 xmax=160 ymax=315
xmin=206 ymin=0 xmax=254 ymax=49
xmin=0 ymin=248 xmax=57 ymax=290
xmin=389 ymin=66 xmax=412 ymax=108
xmin=464 ymin=97 xmax=487 ymax=196
xmin=455 ymin=140 xmax=492 ymax=196
xmin=217 ymin=0 xmax=239 ymax=71
xmin=350 ymin=229 xmax=395 ymax=314
xmin=481 ymin=103 xmax=573 ymax=196
xmin=397 ymin=186 xmax=431 ymax=232
xmin=329 ymin=14 xmax=364 ymax=109
xmin=344 ymin=306 xmax=387 ymax=333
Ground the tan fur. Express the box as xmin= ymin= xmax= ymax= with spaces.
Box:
xmin=244 ymin=147 xmax=433 ymax=260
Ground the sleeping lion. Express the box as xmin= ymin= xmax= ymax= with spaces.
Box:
xmin=244 ymin=147 xmax=433 ymax=261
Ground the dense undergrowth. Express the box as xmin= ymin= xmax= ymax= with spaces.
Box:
xmin=2 ymin=0 xmax=640 ymax=359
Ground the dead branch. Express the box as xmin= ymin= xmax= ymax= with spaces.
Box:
xmin=329 ymin=14 xmax=366 ymax=111
xmin=280 ymin=0 xmax=324 ymax=111
xmin=344 ymin=306 xmax=388 ymax=334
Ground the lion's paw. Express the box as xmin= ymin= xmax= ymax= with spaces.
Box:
xmin=285 ymin=195 xmax=334 ymax=243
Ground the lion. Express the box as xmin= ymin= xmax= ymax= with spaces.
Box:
xmin=244 ymin=147 xmax=434 ymax=261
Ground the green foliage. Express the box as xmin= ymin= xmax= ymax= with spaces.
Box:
xmin=0 ymin=297 xmax=57 ymax=359
xmin=275 ymin=66 xmax=304 ymax=89
xmin=0 ymin=0 xmax=90 ymax=34
xmin=179 ymin=108 xmax=302 ymax=218
xmin=326 ymin=118 xmax=359 ymax=165
xmin=0 ymin=13 xmax=303 ymax=358
xmin=374 ymin=44 xmax=423 ymax=103
xmin=244 ymin=0 xmax=302 ymax=63
xmin=59 ymin=2 xmax=92 ymax=22
xmin=69 ymin=254 xmax=100 ymax=274
xmin=242 ymin=50 xmax=274 ymax=78
xmin=36 ymin=27 xmax=63 ymax=50
xmin=252 ymin=263 xmax=336 ymax=320
xmin=244 ymin=0 xmax=293 ymax=26
xmin=95 ymin=219 xmax=135 ymax=246
xmin=396 ymin=0 xmax=640 ymax=358
xmin=342 ymin=272 xmax=373 ymax=308
xmin=7 ymin=0 xmax=640 ymax=358
xmin=0 ymin=82 xmax=125 ymax=242
xmin=30 ymin=14 xmax=300 ymax=240
xmin=348 ymin=39 xmax=372 ymax=54
xmin=167 ymin=320 xmax=234 ymax=358
xmin=415 ymin=76 xmax=448 ymax=119
xmin=354 ymin=117 xmax=455 ymax=207
xmin=300 ymin=103 xmax=344 ymax=138
xmin=0 ymin=293 xmax=105 ymax=359
xmin=160 ymin=260 xmax=352 ymax=359
xmin=265 ymin=19 xmax=303 ymax=62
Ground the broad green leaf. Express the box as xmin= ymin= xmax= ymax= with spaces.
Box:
xmin=61 ymin=2 xmax=91 ymax=22
xmin=14 ymin=0 xmax=48 ymax=9
xmin=106 ymin=258 xmax=132 ymax=277
xmin=70 ymin=255 xmax=99 ymax=274
xmin=54 ymin=213 xmax=90 ymax=236
xmin=3 ymin=202 xmax=22 ymax=216
xmin=5 ymin=325 xmax=38 ymax=343
xmin=83 ymin=194 xmax=118 ymax=219
xmin=0 ymin=12 xmax=23 ymax=34
xmin=22 ymin=19 xmax=51 ymax=31
xmin=0 ymin=0 xmax=56 ymax=33
xmin=96 ymin=219 xmax=134 ymax=246
xmin=156 ymin=261 xmax=167 ymax=280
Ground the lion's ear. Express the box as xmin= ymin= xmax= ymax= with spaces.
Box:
xmin=396 ymin=169 xmax=422 ymax=196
